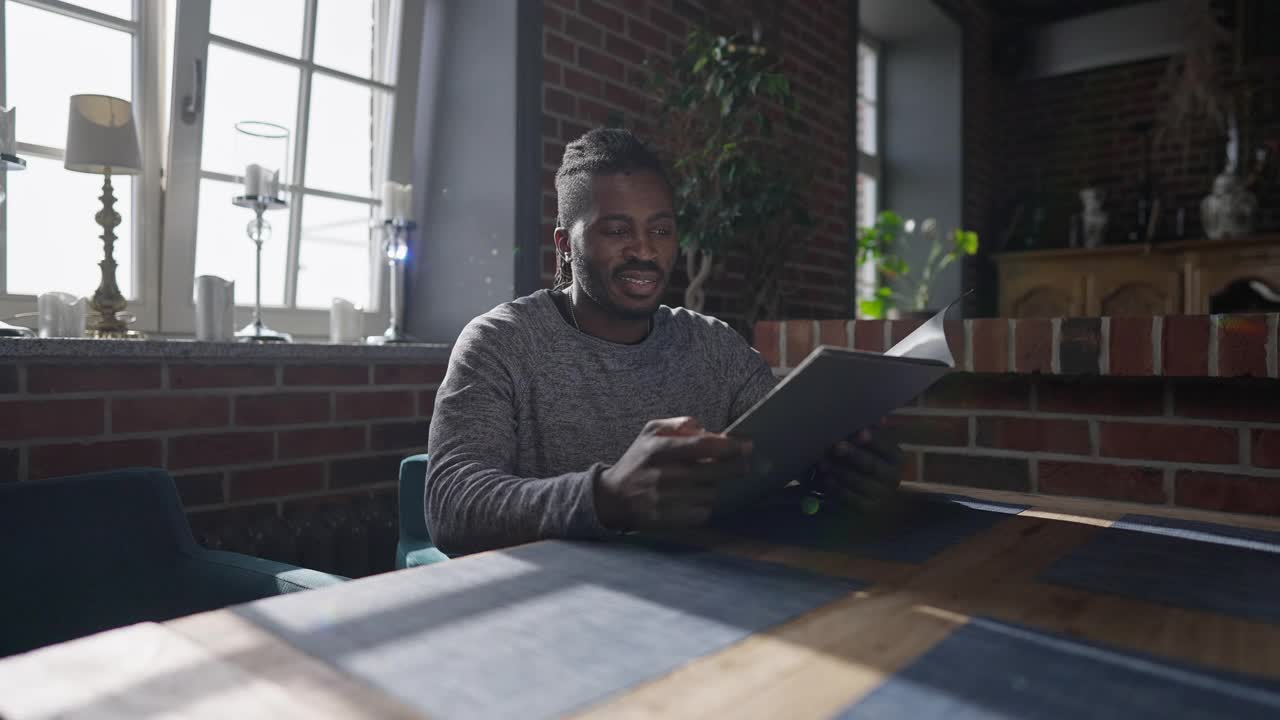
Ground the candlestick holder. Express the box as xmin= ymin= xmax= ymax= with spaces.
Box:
xmin=367 ymin=219 xmax=416 ymax=345
xmin=232 ymin=194 xmax=291 ymax=343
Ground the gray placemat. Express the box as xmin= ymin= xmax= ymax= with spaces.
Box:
xmin=1040 ymin=514 xmax=1280 ymax=624
xmin=237 ymin=539 xmax=865 ymax=719
xmin=837 ymin=617 xmax=1280 ymax=719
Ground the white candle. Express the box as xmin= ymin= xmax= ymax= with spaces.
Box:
xmin=382 ymin=180 xmax=398 ymax=220
xmin=264 ymin=168 xmax=280 ymax=199
xmin=244 ymin=163 xmax=264 ymax=197
xmin=399 ymin=184 xmax=414 ymax=222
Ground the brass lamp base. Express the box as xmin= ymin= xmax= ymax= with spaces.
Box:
xmin=86 ymin=170 xmax=139 ymax=340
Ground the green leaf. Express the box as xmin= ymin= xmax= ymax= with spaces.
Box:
xmin=692 ymin=56 xmax=708 ymax=74
xmin=954 ymin=229 xmax=979 ymax=255
xmin=881 ymin=257 xmax=909 ymax=275
xmin=860 ymin=298 xmax=886 ymax=319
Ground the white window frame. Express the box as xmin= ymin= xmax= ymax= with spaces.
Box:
xmin=856 ymin=37 xmax=882 ymax=191
xmin=162 ymin=0 xmax=420 ymax=339
xmin=856 ymin=35 xmax=883 ymax=315
xmin=0 ymin=0 xmax=166 ymax=333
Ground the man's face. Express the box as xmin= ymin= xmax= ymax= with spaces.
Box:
xmin=565 ymin=171 xmax=678 ymax=319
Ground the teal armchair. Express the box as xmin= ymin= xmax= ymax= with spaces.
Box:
xmin=0 ymin=467 xmax=345 ymax=658
xmin=396 ymin=454 xmax=449 ymax=568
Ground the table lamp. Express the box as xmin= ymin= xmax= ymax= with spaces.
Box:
xmin=63 ymin=94 xmax=142 ymax=339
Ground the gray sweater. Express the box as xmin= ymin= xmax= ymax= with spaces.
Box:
xmin=425 ymin=289 xmax=778 ymax=555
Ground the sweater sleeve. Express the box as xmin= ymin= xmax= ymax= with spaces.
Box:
xmin=725 ymin=329 xmax=780 ymax=422
xmin=425 ymin=317 xmax=614 ymax=556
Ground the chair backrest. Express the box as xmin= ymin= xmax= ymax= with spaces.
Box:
xmin=398 ymin=454 xmax=431 ymax=544
xmin=0 ymin=467 xmax=197 ymax=585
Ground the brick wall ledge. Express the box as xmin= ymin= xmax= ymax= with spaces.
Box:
xmin=754 ymin=313 xmax=1280 ymax=380
xmin=0 ymin=337 xmax=452 ymax=363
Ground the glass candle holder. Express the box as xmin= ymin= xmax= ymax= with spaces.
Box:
xmin=233 ymin=120 xmax=290 ymax=204
xmin=231 ymin=120 xmax=291 ymax=342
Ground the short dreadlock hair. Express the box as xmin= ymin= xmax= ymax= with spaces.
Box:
xmin=553 ymin=128 xmax=673 ymax=290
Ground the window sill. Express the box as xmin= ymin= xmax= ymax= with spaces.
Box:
xmin=0 ymin=337 xmax=452 ymax=363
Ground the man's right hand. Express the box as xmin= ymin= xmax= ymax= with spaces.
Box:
xmin=593 ymin=417 xmax=753 ymax=532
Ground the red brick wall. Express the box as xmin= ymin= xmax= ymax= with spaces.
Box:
xmin=1 ymin=359 xmax=444 ymax=577
xmin=758 ymin=312 xmax=1280 ymax=516
xmin=541 ymin=0 xmax=854 ymax=322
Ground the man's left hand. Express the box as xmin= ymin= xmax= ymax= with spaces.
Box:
xmin=805 ymin=428 xmax=904 ymax=513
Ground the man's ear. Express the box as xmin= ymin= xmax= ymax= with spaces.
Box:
xmin=553 ymin=226 xmax=570 ymax=257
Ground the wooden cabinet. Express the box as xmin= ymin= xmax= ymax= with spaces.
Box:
xmin=995 ymin=235 xmax=1280 ymax=317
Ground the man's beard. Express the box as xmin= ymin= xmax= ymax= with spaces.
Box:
xmin=571 ymin=253 xmax=664 ymax=320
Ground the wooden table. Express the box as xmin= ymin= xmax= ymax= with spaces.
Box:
xmin=3 ymin=482 xmax=1280 ymax=719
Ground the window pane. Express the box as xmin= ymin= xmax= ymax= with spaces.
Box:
xmin=856 ymin=172 xmax=878 ymax=230
xmin=858 ymin=43 xmax=878 ymax=102
xmin=314 ymin=0 xmax=376 ymax=80
xmin=6 ymin=155 xmax=134 ymax=298
xmin=857 ymin=97 xmax=877 ymax=156
xmin=193 ymin=177 xmax=289 ymax=306
xmin=304 ymin=74 xmax=380 ymax=198
xmin=856 ymin=172 xmax=878 ymax=306
xmin=209 ymin=0 xmax=305 ymax=58
xmin=201 ymin=44 xmax=299 ymax=179
xmin=5 ymin=3 xmax=133 ymax=149
xmin=295 ymin=195 xmax=375 ymax=309
xmin=66 ymin=0 xmax=133 ymax=19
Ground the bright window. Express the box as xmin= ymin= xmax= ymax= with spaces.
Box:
xmin=157 ymin=0 xmax=419 ymax=339
xmin=1 ymin=0 xmax=416 ymax=337
xmin=170 ymin=0 xmax=401 ymax=337
xmin=0 ymin=0 xmax=162 ymax=329
xmin=856 ymin=39 xmax=882 ymax=314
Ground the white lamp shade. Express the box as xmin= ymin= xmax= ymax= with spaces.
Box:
xmin=64 ymin=94 xmax=142 ymax=175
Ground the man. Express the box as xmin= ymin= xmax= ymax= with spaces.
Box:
xmin=426 ymin=128 xmax=901 ymax=556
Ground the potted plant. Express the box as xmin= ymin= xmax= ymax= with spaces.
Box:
xmin=650 ymin=28 xmax=815 ymax=334
xmin=856 ymin=210 xmax=978 ymax=319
